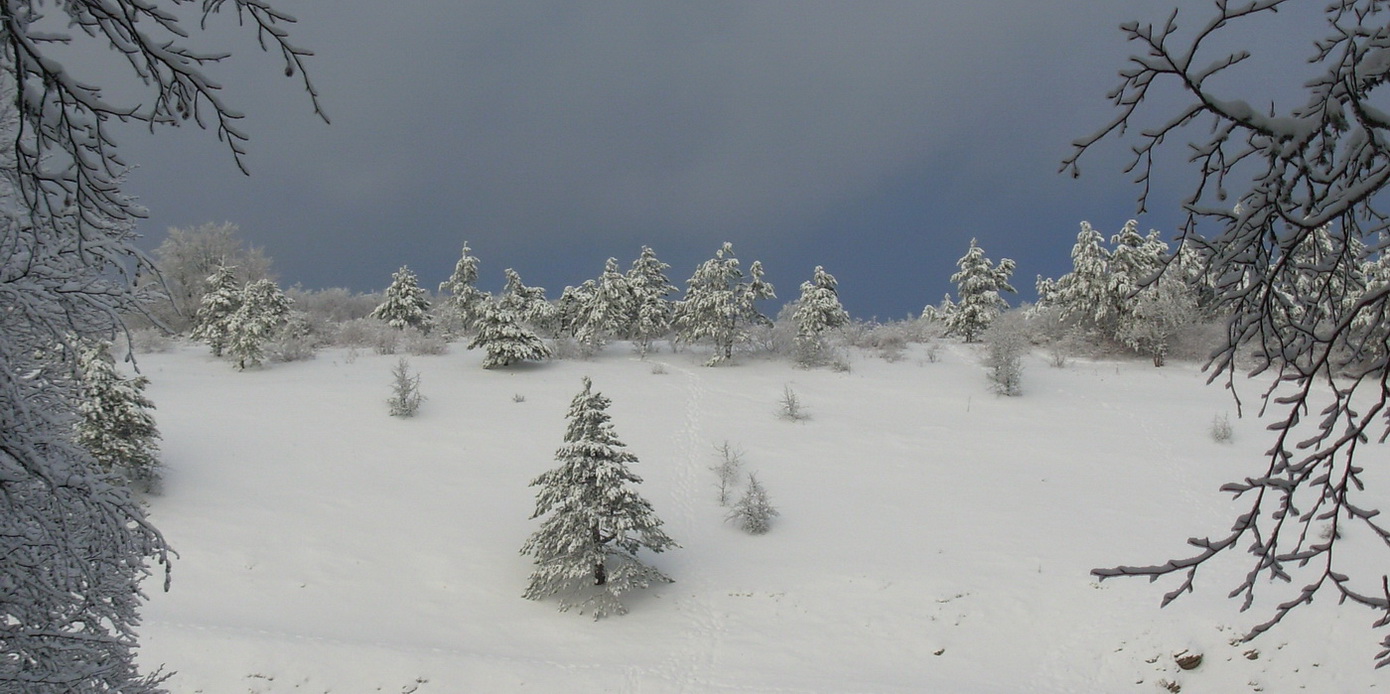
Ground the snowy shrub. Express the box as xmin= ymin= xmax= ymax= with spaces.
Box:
xmin=1210 ymin=413 xmax=1233 ymax=443
xmin=547 ymin=337 xmax=584 ymax=361
xmin=266 ymin=311 xmax=318 ymax=363
xmin=650 ymin=362 xmax=668 ymax=375
xmin=727 ymin=472 xmax=779 ymax=535
xmin=387 ymin=358 xmax=424 ymax=417
xmin=513 ymin=393 xmax=526 ymax=403
xmin=287 ymin=286 xmax=380 ymax=324
xmin=982 ymin=311 xmax=1029 ymax=397
xmin=778 ymin=384 xmax=809 ymax=421
xmin=404 ymin=327 xmax=448 ymax=356
xmin=711 ymin=440 xmax=745 ymax=507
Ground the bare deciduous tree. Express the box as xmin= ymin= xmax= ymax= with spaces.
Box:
xmin=1066 ymin=0 xmax=1390 ymax=665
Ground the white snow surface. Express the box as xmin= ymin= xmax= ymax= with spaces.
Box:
xmin=133 ymin=341 xmax=1385 ymax=693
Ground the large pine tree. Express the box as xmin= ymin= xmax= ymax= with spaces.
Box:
xmin=521 ymin=378 xmax=676 ymax=618
xmin=673 ymin=242 xmax=775 ymax=365
xmin=575 ymin=258 xmax=635 ymax=355
xmin=945 ymin=238 xmax=1016 ymax=343
xmin=626 ymin=246 xmax=677 ymax=357
xmin=371 ymin=265 xmax=433 ymax=334
xmin=438 ymin=243 xmax=488 ymax=335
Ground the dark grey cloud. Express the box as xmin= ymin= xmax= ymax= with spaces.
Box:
xmin=105 ymin=1 xmax=1306 ymax=317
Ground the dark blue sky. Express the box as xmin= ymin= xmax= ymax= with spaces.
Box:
xmin=96 ymin=1 xmax=1309 ymax=320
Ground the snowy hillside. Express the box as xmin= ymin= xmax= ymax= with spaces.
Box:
xmin=133 ymin=342 xmax=1384 ymax=693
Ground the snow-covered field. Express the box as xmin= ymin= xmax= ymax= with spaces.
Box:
xmin=133 ymin=341 xmax=1384 ymax=693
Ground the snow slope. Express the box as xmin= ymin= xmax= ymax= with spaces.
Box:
xmin=133 ymin=341 xmax=1385 ymax=693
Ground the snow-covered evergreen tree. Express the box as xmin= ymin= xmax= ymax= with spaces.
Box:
xmin=371 ymin=265 xmax=433 ymax=334
xmin=556 ymin=280 xmax=597 ymax=339
xmin=521 ymin=377 xmax=677 ymax=617
xmin=626 ymin=246 xmax=677 ymax=357
xmin=792 ymin=266 xmax=850 ymax=367
xmin=673 ymin=242 xmax=776 ymax=365
xmin=1038 ymin=222 xmax=1114 ymax=336
xmin=438 ymin=243 xmax=488 ymax=335
xmin=226 ymin=279 xmax=293 ymax=370
xmin=499 ymin=268 xmax=559 ymax=336
xmin=727 ymin=472 xmax=778 ymax=535
xmin=75 ymin=342 xmax=162 ymax=491
xmin=189 ymin=264 xmax=242 ymax=357
xmin=945 ymin=238 xmax=1016 ymax=343
xmin=467 ymin=299 xmax=552 ymax=368
xmin=575 ymin=258 xmax=635 ymax=355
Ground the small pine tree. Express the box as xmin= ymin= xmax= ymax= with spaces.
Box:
xmin=674 ymin=242 xmax=776 ymax=365
xmin=521 ymin=377 xmax=677 ymax=617
xmin=946 ymin=238 xmax=1017 ymax=343
xmin=438 ymin=242 xmax=488 ymax=335
xmin=74 ymin=342 xmax=162 ymax=490
xmin=627 ymin=246 xmax=677 ymax=357
xmin=467 ymin=299 xmax=552 ymax=368
xmin=226 ymin=278 xmax=293 ymax=369
xmin=982 ymin=311 xmax=1029 ymax=396
xmin=727 ymin=472 xmax=778 ymax=535
xmin=711 ymin=440 xmax=745 ymax=507
xmin=792 ymin=265 xmax=850 ymax=367
xmin=189 ymin=264 xmax=242 ymax=356
xmin=371 ymin=265 xmax=434 ymax=334
xmin=387 ymin=358 xmax=424 ymax=417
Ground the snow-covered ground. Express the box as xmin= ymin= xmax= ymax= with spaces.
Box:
xmin=133 ymin=341 xmax=1384 ymax=693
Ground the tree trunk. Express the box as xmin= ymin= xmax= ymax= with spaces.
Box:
xmin=593 ymin=525 xmax=607 ymax=585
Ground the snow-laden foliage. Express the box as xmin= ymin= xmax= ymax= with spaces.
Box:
xmin=792 ymin=265 xmax=849 ymax=367
xmin=75 ymin=342 xmax=162 ymax=491
xmin=944 ymin=238 xmax=1016 ymax=343
xmin=626 ymin=246 xmax=678 ymax=357
xmin=1036 ymin=222 xmax=1113 ymax=335
xmin=438 ymin=243 xmax=489 ymax=336
xmin=1066 ymin=0 xmax=1390 ymax=662
xmin=467 ymin=299 xmax=551 ymax=369
xmin=499 ymin=268 xmax=559 ymax=336
xmin=371 ymin=265 xmax=433 ymax=334
xmin=982 ymin=311 xmax=1029 ymax=397
xmin=575 ymin=258 xmax=635 ymax=355
xmin=189 ymin=264 xmax=242 ymax=357
xmin=727 ymin=472 xmax=778 ymax=535
xmin=227 ymin=279 xmax=293 ymax=370
xmin=521 ymin=377 xmax=677 ymax=618
xmin=674 ymin=242 xmax=776 ymax=365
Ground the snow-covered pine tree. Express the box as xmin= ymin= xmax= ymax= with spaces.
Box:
xmin=575 ymin=258 xmax=635 ymax=355
xmin=189 ymin=264 xmax=242 ymax=356
xmin=438 ymin=243 xmax=488 ymax=335
xmin=75 ymin=342 xmax=162 ymax=491
xmin=792 ymin=265 xmax=850 ymax=367
xmin=1037 ymin=221 xmax=1116 ymax=338
xmin=521 ymin=377 xmax=677 ymax=617
xmin=945 ymin=238 xmax=1017 ymax=343
xmin=371 ymin=265 xmax=434 ymax=334
xmin=626 ymin=246 xmax=677 ymax=357
xmin=556 ymin=280 xmax=597 ymax=339
xmin=727 ymin=472 xmax=778 ymax=535
xmin=226 ymin=279 xmax=293 ymax=370
xmin=673 ymin=242 xmax=776 ymax=365
xmin=499 ymin=268 xmax=559 ymax=336
xmin=467 ymin=298 xmax=552 ymax=368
